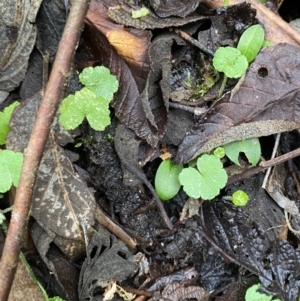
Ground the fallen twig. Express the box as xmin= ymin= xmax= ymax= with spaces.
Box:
xmin=0 ymin=1 xmax=90 ymax=299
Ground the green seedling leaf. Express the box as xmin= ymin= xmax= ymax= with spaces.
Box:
xmin=179 ymin=154 xmax=228 ymax=200
xmin=213 ymin=46 xmax=248 ymax=78
xmin=0 ymin=150 xmax=23 ymax=193
xmin=131 ymin=7 xmax=150 ymax=18
xmin=155 ymin=159 xmax=183 ymax=201
xmin=179 ymin=167 xmax=202 ymax=199
xmin=0 ymin=101 xmax=20 ymax=145
xmin=59 ymin=88 xmax=111 ymax=131
xmin=213 ymin=147 xmax=225 ymax=158
xmin=237 ymin=24 xmax=265 ymax=63
xmin=223 ymin=138 xmax=261 ymax=166
xmin=232 ymin=190 xmax=249 ymax=206
xmin=48 ymin=297 xmax=67 ymax=301
xmin=245 ymin=284 xmax=281 ymax=301
xmin=79 ymin=66 xmax=119 ymax=100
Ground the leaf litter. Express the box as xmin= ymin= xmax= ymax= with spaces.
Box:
xmin=2 ymin=1 xmax=300 ymax=300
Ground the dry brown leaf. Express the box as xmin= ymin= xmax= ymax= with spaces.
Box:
xmin=8 ymin=261 xmax=45 ymax=301
xmin=0 ymin=0 xmax=43 ymax=95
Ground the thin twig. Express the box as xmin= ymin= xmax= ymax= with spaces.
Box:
xmin=261 ymin=133 xmax=281 ymax=189
xmin=227 ymin=146 xmax=300 ymax=185
xmin=0 ymin=1 xmax=90 ymax=299
xmin=174 ymin=29 xmax=214 ymax=56
xmin=94 ymin=204 xmax=138 ymax=250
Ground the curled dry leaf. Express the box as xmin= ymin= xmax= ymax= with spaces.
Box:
xmin=108 ymin=2 xmax=207 ymax=30
xmin=79 ymin=226 xmax=138 ymax=300
xmin=176 ymin=44 xmax=300 ymax=164
xmin=149 ymin=0 xmax=200 ymax=18
xmin=0 ymin=0 xmax=43 ymax=94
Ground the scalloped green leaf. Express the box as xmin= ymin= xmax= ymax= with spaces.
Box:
xmin=237 ymin=24 xmax=265 ymax=63
xmin=213 ymin=46 xmax=248 ymax=78
xmin=0 ymin=150 xmax=23 ymax=193
xmin=223 ymin=138 xmax=261 ymax=166
xmin=245 ymin=284 xmax=281 ymax=301
xmin=155 ymin=159 xmax=183 ymax=201
xmin=0 ymin=101 xmax=20 ymax=145
xmin=59 ymin=88 xmax=111 ymax=131
xmin=79 ymin=66 xmax=119 ymax=101
xmin=196 ymin=154 xmax=228 ymax=200
xmin=179 ymin=154 xmax=228 ymax=200
xmin=179 ymin=167 xmax=202 ymax=199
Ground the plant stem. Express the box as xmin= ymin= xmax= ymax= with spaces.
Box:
xmin=218 ymin=74 xmax=227 ymax=98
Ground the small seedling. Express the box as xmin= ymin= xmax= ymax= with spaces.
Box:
xmin=213 ymin=147 xmax=225 ymax=159
xmin=59 ymin=66 xmax=119 ymax=131
xmin=179 ymin=154 xmax=228 ymax=200
xmin=155 ymin=159 xmax=183 ymax=201
xmin=0 ymin=150 xmax=23 ymax=193
xmin=223 ymin=190 xmax=249 ymax=206
xmin=223 ymin=137 xmax=261 ymax=166
xmin=237 ymin=24 xmax=265 ymax=63
xmin=0 ymin=101 xmax=20 ymax=145
xmin=213 ymin=24 xmax=265 ymax=96
xmin=213 ymin=47 xmax=248 ymax=79
xmin=245 ymin=283 xmax=281 ymax=301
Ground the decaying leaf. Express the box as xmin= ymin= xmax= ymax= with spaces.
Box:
xmin=148 ymin=282 xmax=210 ymax=301
xmin=31 ymin=222 xmax=79 ymax=301
xmin=0 ymin=0 xmax=43 ymax=95
xmin=36 ymin=0 xmax=66 ymax=60
xmin=7 ymin=92 xmax=95 ymax=259
xmin=176 ymin=44 xmax=300 ymax=163
xmin=78 ymin=225 xmax=138 ymax=300
xmin=108 ymin=2 xmax=207 ymax=30
xmin=149 ymin=0 xmax=200 ymax=18
xmin=8 ymin=260 xmax=45 ymax=301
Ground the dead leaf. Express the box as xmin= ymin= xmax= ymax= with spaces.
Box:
xmin=108 ymin=2 xmax=207 ymax=30
xmin=79 ymin=225 xmax=138 ymax=300
xmin=8 ymin=260 xmax=45 ymax=301
xmin=0 ymin=0 xmax=43 ymax=93
xmin=149 ymin=0 xmax=200 ymax=18
xmin=7 ymin=92 xmax=95 ymax=259
xmin=31 ymin=222 xmax=79 ymax=301
xmin=148 ymin=282 xmax=210 ymax=301
xmin=180 ymin=198 xmax=200 ymax=221
xmin=176 ymin=43 xmax=300 ymax=164
xmin=36 ymin=0 xmax=66 ymax=60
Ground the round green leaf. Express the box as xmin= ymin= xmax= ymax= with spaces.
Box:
xmin=58 ymin=94 xmax=85 ymax=130
xmin=0 ymin=163 xmax=12 ymax=193
xmin=232 ymin=190 xmax=249 ymax=206
xmin=155 ymin=159 xmax=183 ymax=201
xmin=213 ymin=47 xmax=248 ymax=78
xmin=179 ymin=167 xmax=202 ymax=199
xmin=237 ymin=24 xmax=265 ymax=63
xmin=79 ymin=66 xmax=119 ymax=101
xmin=196 ymin=154 xmax=228 ymax=200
